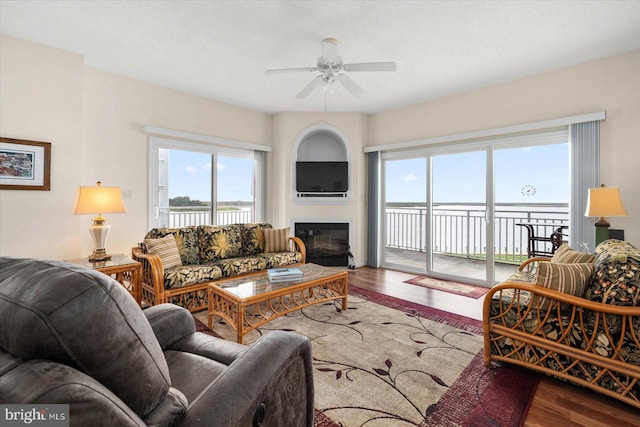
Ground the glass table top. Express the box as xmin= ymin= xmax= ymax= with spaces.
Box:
xmin=213 ymin=263 xmax=345 ymax=299
xmin=65 ymin=253 xmax=138 ymax=270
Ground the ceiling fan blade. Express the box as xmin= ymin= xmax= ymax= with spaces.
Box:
xmin=338 ymin=74 xmax=365 ymax=98
xmin=343 ymin=62 xmax=397 ymax=72
xmin=321 ymin=38 xmax=339 ymax=63
xmin=296 ymin=75 xmax=325 ymax=99
xmin=265 ymin=67 xmax=318 ymax=74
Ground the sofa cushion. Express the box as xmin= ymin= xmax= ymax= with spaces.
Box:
xmin=551 ymin=244 xmax=595 ymax=264
xmin=145 ymin=227 xmax=199 ymax=265
xmin=198 ymin=225 xmax=243 ymax=262
xmin=240 ymin=223 xmax=273 ymax=256
xmin=213 ymin=256 xmax=267 ymax=278
xmin=145 ymin=234 xmax=182 ymax=269
xmin=264 ymin=227 xmax=290 ymax=253
xmin=584 ymin=239 xmax=640 ymax=306
xmin=506 ymin=270 xmax=536 ymax=283
xmin=258 ymin=251 xmax=304 ymax=269
xmin=164 ymin=264 xmax=223 ymax=289
xmin=164 ymin=350 xmax=228 ymax=403
xmin=532 ymin=262 xmax=593 ymax=309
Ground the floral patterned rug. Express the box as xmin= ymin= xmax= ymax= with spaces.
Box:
xmin=194 ymin=286 xmax=540 ymax=426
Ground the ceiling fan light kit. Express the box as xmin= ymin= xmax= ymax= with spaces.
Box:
xmin=266 ymin=38 xmax=397 ymax=101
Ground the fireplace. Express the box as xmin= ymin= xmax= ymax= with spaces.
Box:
xmin=294 ymin=222 xmax=351 ymax=267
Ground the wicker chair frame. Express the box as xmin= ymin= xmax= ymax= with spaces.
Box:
xmin=483 ymin=258 xmax=640 ymax=409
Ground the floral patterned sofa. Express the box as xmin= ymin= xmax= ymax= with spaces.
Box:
xmin=484 ymin=239 xmax=640 ymax=409
xmin=132 ymin=223 xmax=306 ymax=312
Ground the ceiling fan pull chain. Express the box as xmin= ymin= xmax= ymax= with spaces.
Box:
xmin=324 ymin=85 xmax=327 ymax=112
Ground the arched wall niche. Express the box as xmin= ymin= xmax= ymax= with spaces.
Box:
xmin=292 ymin=122 xmax=351 ymax=200
xmin=297 ymin=130 xmax=347 ymax=161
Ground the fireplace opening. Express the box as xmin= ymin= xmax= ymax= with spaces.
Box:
xmin=294 ymin=222 xmax=350 ymax=267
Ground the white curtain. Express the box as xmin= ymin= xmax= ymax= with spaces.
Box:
xmin=570 ymin=121 xmax=600 ymax=251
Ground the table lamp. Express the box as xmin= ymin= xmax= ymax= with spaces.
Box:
xmin=73 ymin=181 xmax=127 ymax=261
xmin=584 ymin=184 xmax=628 ymax=247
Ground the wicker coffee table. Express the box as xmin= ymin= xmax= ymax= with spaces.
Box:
xmin=207 ymin=263 xmax=348 ymax=343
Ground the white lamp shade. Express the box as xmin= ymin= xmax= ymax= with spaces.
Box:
xmin=584 ymin=187 xmax=628 ymax=217
xmin=74 ymin=184 xmax=126 ymax=215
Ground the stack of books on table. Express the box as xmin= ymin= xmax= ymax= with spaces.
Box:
xmin=267 ymin=267 xmax=303 ymax=283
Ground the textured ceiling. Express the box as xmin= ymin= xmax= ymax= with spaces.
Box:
xmin=2 ymin=0 xmax=640 ymax=114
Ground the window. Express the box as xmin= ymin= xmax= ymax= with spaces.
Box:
xmin=381 ymin=128 xmax=570 ymax=285
xmin=148 ymin=136 xmax=266 ymax=228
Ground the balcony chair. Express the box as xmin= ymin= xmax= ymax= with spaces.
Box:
xmin=517 ymin=223 xmax=568 ymax=258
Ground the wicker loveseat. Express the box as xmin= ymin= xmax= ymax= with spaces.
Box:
xmin=132 ymin=223 xmax=306 ymax=312
xmin=484 ymin=239 xmax=640 ymax=409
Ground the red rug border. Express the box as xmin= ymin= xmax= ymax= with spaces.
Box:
xmin=403 ymin=274 xmax=490 ymax=299
xmin=349 ymin=284 xmax=484 ymax=334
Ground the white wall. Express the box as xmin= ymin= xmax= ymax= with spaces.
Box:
xmin=0 ymin=36 xmax=84 ymax=260
xmin=0 ymin=34 xmax=272 ymax=259
xmin=271 ymin=112 xmax=368 ymax=266
xmin=369 ymin=50 xmax=640 ymax=246
xmin=2 ymin=33 xmax=638 ymax=261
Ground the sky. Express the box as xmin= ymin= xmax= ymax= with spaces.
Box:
xmin=167 ymin=150 xmax=254 ymax=202
xmin=385 ymin=143 xmax=569 ymax=204
xmin=167 ymin=143 xmax=569 ymax=205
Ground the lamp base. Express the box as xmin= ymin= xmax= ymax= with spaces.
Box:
xmin=595 ymin=224 xmax=610 ymax=248
xmin=88 ymin=220 xmax=112 ymax=262
xmin=88 ymin=249 xmax=112 ymax=262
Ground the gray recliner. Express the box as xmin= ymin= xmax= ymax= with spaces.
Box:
xmin=0 ymin=257 xmax=314 ymax=426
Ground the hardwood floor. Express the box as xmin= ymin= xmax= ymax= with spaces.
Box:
xmin=347 ymin=266 xmax=640 ymax=427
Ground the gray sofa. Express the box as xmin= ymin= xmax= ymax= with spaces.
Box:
xmin=0 ymin=257 xmax=314 ymax=426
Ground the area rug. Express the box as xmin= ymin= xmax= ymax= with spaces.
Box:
xmin=194 ymin=286 xmax=539 ymax=426
xmin=403 ymin=275 xmax=490 ymax=299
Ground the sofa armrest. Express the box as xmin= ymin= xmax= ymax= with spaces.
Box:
xmin=518 ymin=256 xmax=552 ymax=272
xmin=289 ymin=236 xmax=306 ymax=264
xmin=170 ymin=332 xmax=248 ymax=366
xmin=180 ymin=331 xmax=314 ymax=427
xmin=143 ymin=304 xmax=196 ymax=351
xmin=132 ymin=246 xmax=166 ymax=305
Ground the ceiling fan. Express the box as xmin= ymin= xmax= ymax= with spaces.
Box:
xmin=265 ymin=38 xmax=397 ymax=99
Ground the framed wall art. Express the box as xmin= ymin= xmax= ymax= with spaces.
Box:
xmin=0 ymin=137 xmax=51 ymax=191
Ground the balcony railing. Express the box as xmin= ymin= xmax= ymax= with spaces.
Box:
xmin=165 ymin=203 xmax=569 ymax=264
xmin=386 ymin=203 xmax=569 ymax=263
xmin=167 ymin=206 xmax=253 ymax=227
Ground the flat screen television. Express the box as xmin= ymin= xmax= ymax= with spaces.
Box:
xmin=296 ymin=161 xmax=348 ymax=193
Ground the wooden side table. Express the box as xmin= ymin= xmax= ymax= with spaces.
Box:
xmin=65 ymin=253 xmax=142 ymax=306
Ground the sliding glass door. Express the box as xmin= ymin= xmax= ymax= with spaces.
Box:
xmin=493 ymin=143 xmax=570 ymax=281
xmin=431 ymin=150 xmax=488 ymax=282
xmin=383 ymin=157 xmax=427 ymax=272
xmin=381 ymin=130 xmax=570 ymax=286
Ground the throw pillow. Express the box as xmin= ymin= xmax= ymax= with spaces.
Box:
xmin=532 ymin=262 xmax=593 ymax=309
xmin=585 ymin=240 xmax=640 ymax=306
xmin=197 ymin=225 xmax=243 ymax=262
xmin=144 ymin=227 xmax=199 ymax=265
xmin=264 ymin=228 xmax=290 ymax=253
xmin=144 ymin=234 xmax=182 ymax=269
xmin=240 ymin=223 xmax=272 ymax=256
xmin=551 ymin=244 xmax=595 ymax=264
